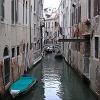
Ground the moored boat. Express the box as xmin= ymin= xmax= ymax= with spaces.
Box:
xmin=9 ymin=75 xmax=37 ymax=98
xmin=55 ymin=51 xmax=63 ymax=59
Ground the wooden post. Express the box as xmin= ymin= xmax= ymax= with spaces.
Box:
xmin=11 ymin=67 xmax=14 ymax=83
xmin=0 ymin=62 xmax=5 ymax=93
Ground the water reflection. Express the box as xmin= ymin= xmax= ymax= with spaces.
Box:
xmin=42 ymin=54 xmax=97 ymax=100
xmin=42 ymin=57 xmax=62 ymax=100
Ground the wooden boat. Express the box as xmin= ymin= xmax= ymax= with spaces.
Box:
xmin=9 ymin=75 xmax=37 ymax=98
xmin=55 ymin=51 xmax=63 ymax=59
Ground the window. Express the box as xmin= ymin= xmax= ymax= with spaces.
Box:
xmin=26 ymin=1 xmax=27 ymax=24
xmin=15 ymin=0 xmax=18 ymax=23
xmin=73 ymin=8 xmax=75 ymax=24
xmin=34 ymin=24 xmax=36 ymax=35
xmin=52 ymin=22 xmax=53 ymax=28
xmin=0 ymin=0 xmax=4 ymax=21
xmin=35 ymin=43 xmax=36 ymax=50
xmin=72 ymin=12 xmax=75 ymax=26
xmin=95 ymin=37 xmax=99 ymax=58
xmin=11 ymin=0 xmax=18 ymax=24
xmin=48 ymin=22 xmax=50 ymax=28
xmin=78 ymin=6 xmax=81 ymax=23
xmin=17 ymin=46 xmax=19 ymax=56
xmin=39 ymin=43 xmax=40 ymax=49
xmin=72 ymin=12 xmax=74 ymax=26
xmin=34 ymin=0 xmax=35 ymax=12
xmin=49 ymin=22 xmax=50 ymax=28
xmin=74 ymin=8 xmax=76 ymax=24
xmin=12 ymin=48 xmax=15 ymax=57
xmin=76 ymin=8 xmax=78 ymax=24
xmin=63 ymin=1 xmax=64 ymax=8
xmin=46 ymin=22 xmax=47 ymax=29
xmin=55 ymin=22 xmax=57 ymax=27
xmin=3 ymin=47 xmax=9 ymax=56
xmin=0 ymin=1 xmax=2 ymax=16
xmin=11 ymin=0 xmax=14 ymax=24
xmin=23 ymin=44 xmax=25 ymax=51
xmin=88 ymin=0 xmax=91 ymax=18
xmin=94 ymin=0 xmax=100 ymax=16
xmin=47 ymin=31 xmax=48 ymax=36
xmin=60 ymin=27 xmax=62 ymax=35
xmin=27 ymin=43 xmax=28 ymax=52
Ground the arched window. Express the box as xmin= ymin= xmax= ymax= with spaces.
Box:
xmin=3 ymin=47 xmax=9 ymax=56
xmin=12 ymin=48 xmax=15 ymax=57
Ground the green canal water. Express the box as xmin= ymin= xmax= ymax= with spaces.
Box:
xmin=11 ymin=53 xmax=97 ymax=100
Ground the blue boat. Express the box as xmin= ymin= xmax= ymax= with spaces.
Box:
xmin=9 ymin=75 xmax=37 ymax=98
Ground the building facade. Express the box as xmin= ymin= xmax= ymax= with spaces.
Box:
xmin=44 ymin=18 xmax=54 ymax=44
xmin=0 ymin=0 xmax=43 ymax=94
xmin=60 ymin=0 xmax=100 ymax=97
xmin=44 ymin=9 xmax=61 ymax=46
xmin=58 ymin=0 xmax=71 ymax=58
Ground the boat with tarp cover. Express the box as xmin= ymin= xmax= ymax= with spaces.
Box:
xmin=9 ymin=75 xmax=37 ymax=98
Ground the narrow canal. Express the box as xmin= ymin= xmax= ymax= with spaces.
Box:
xmin=10 ymin=53 xmax=97 ymax=100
